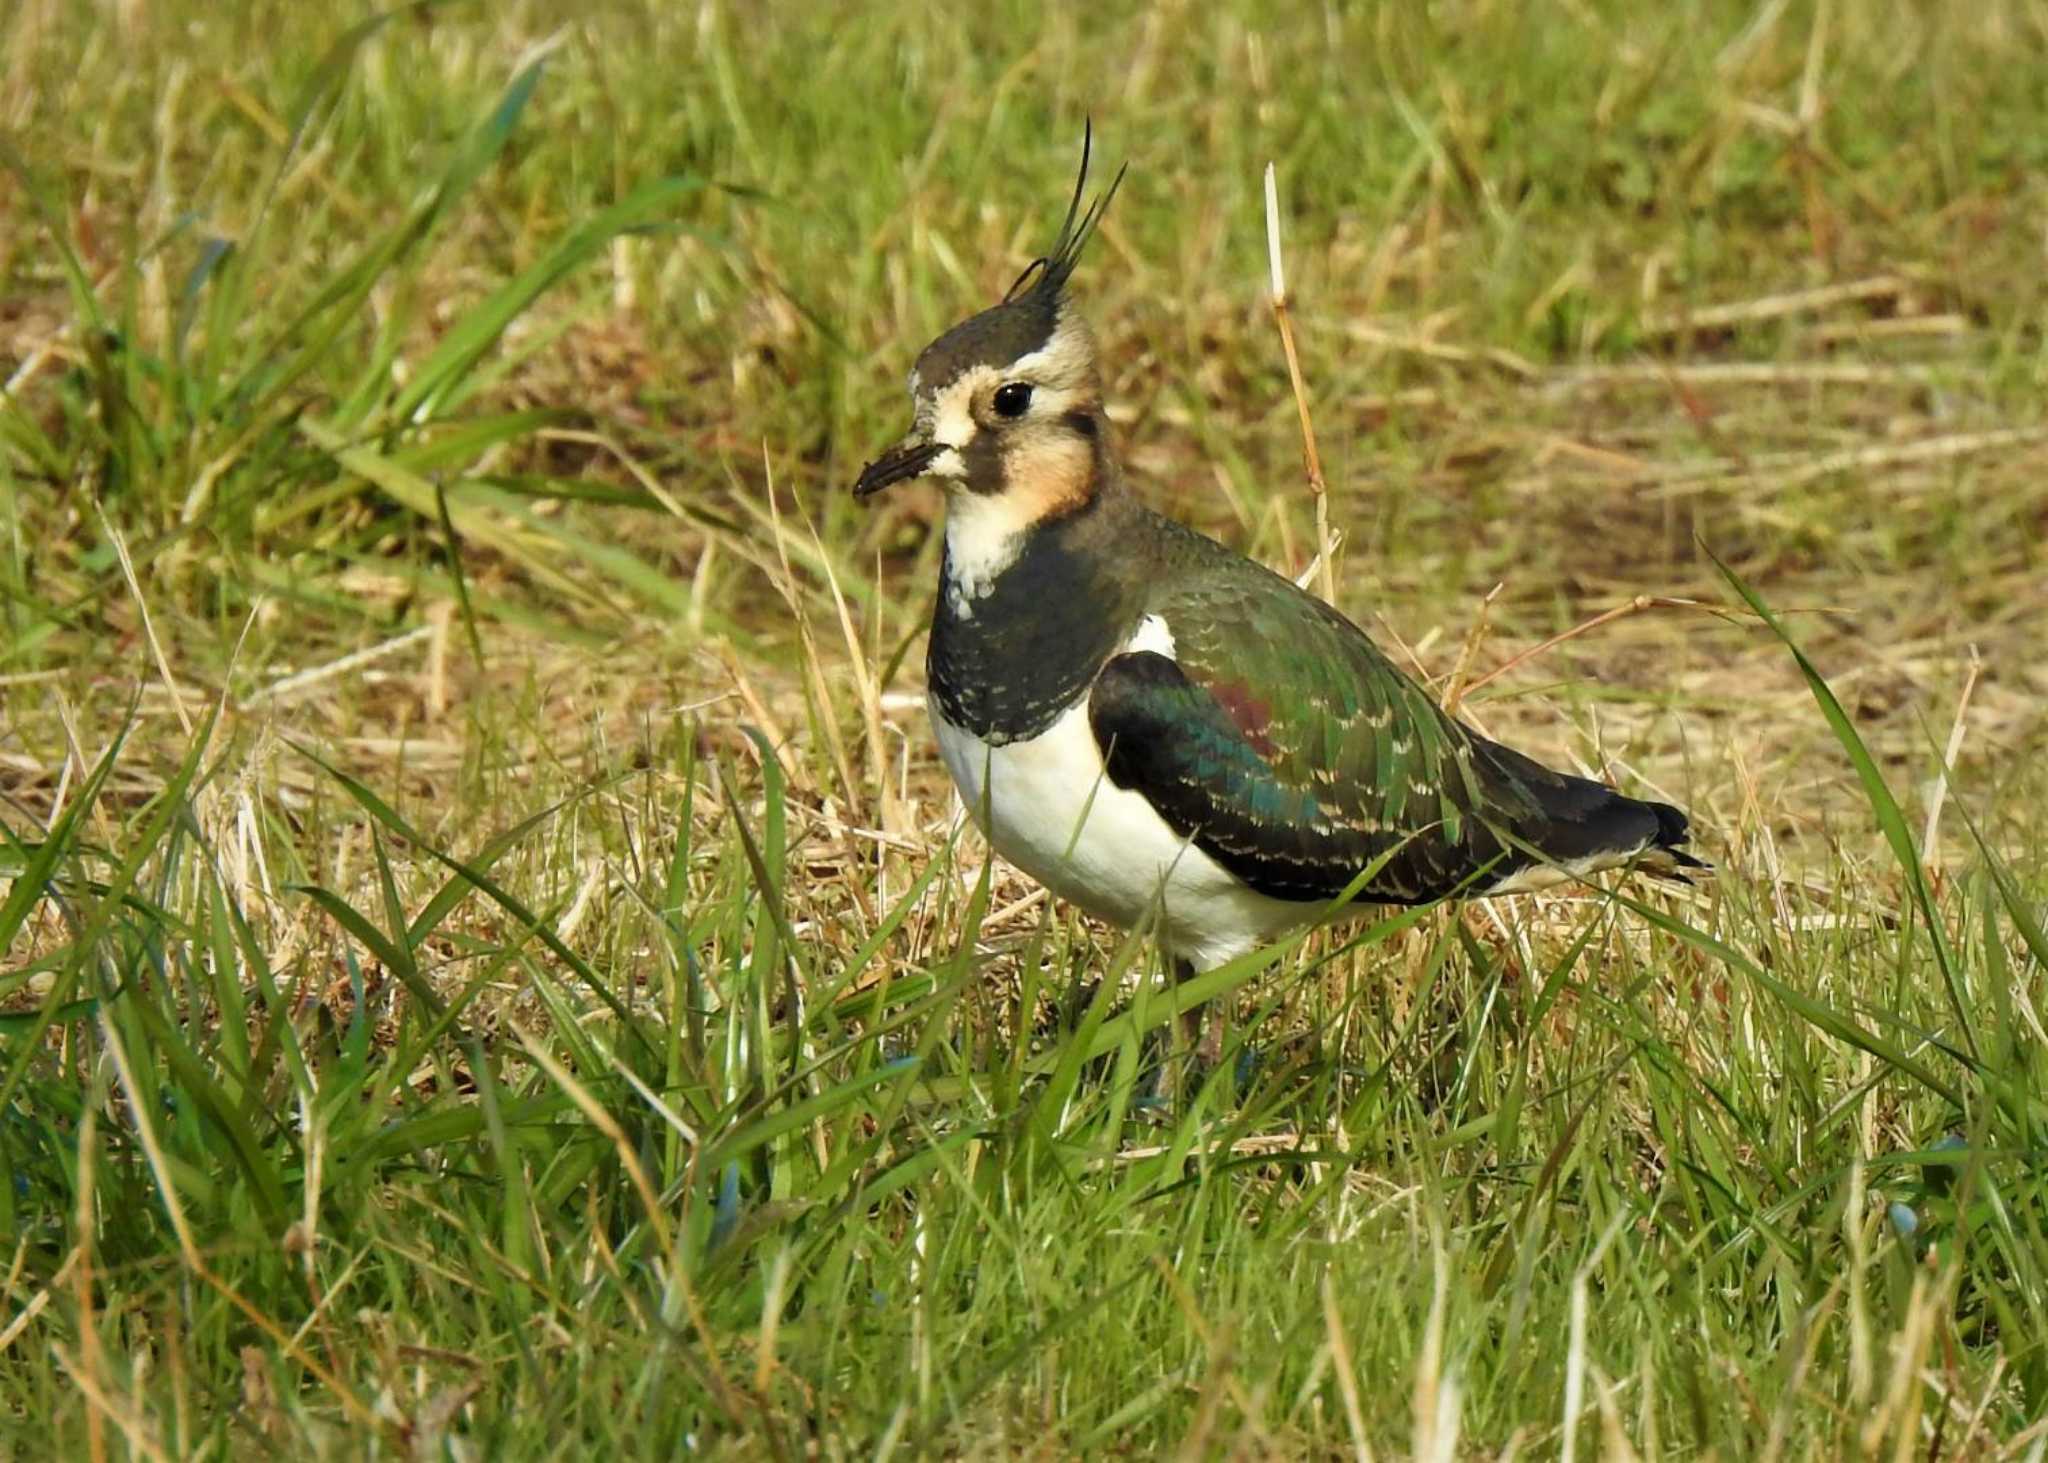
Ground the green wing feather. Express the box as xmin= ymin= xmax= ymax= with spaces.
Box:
xmin=1090 ymin=519 xmax=1688 ymax=905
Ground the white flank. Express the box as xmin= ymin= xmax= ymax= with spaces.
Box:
xmin=1484 ymin=846 xmax=1650 ymax=895
xmin=930 ymin=619 xmax=1301 ymax=972
xmin=1126 ymin=613 xmax=1175 ymax=658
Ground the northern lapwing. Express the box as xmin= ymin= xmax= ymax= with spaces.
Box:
xmin=855 ymin=133 xmax=1706 ymax=1062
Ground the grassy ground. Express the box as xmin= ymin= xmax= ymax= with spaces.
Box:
xmin=4 ymin=0 xmax=2048 ymax=1454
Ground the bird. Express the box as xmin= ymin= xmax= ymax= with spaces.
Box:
xmin=854 ymin=131 xmax=1706 ymax=1066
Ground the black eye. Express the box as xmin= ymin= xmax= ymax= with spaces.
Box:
xmin=992 ymin=382 xmax=1034 ymax=418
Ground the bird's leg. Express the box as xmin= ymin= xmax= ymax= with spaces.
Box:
xmin=1198 ymin=1005 xmax=1225 ymax=1070
xmin=1172 ymin=957 xmax=1225 ymax=1073
xmin=1173 ymin=956 xmax=1202 ymax=1057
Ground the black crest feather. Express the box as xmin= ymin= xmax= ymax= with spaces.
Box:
xmin=1004 ymin=120 xmax=1128 ymax=309
xmin=905 ymin=123 xmax=1127 ymax=391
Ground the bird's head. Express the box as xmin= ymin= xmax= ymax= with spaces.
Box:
xmin=855 ymin=128 xmax=1126 ymax=526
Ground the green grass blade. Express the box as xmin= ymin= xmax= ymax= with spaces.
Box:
xmin=1710 ymin=549 xmax=1975 ymax=1060
xmin=291 ymin=743 xmax=654 ymax=1057
xmin=386 ymin=176 xmax=709 ymax=428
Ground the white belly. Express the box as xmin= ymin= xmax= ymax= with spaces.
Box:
xmin=929 ymin=694 xmax=1307 ymax=971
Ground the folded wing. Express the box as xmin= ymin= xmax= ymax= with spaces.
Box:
xmin=1087 ymin=574 xmax=1699 ymax=906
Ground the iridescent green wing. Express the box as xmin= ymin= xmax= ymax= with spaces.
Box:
xmin=1090 ymin=562 xmax=1552 ymax=905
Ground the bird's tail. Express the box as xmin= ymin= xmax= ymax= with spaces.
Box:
xmin=1477 ymin=735 xmax=1710 ymax=886
xmin=1638 ymin=798 xmax=1711 ymax=883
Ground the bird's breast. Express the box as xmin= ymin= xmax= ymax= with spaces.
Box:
xmin=926 ymin=530 xmax=1133 ymax=745
xmin=925 ymin=615 xmax=1305 ymax=969
xmin=928 ymin=691 xmax=1211 ymax=930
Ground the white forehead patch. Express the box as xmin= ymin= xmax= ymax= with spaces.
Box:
xmin=930 ymin=367 xmax=995 ymax=448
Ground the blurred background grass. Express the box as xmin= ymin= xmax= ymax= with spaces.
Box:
xmin=3 ymin=0 xmax=2047 ymax=1454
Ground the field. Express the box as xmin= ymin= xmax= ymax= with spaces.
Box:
xmin=5 ymin=0 xmax=2048 ymax=1455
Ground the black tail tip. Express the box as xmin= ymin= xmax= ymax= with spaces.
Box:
xmin=1649 ymin=800 xmax=1712 ymax=880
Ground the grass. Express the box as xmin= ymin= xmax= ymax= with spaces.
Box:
xmin=3 ymin=0 xmax=2047 ymax=1453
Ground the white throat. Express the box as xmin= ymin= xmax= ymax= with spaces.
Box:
xmin=941 ymin=492 xmax=1032 ymax=617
